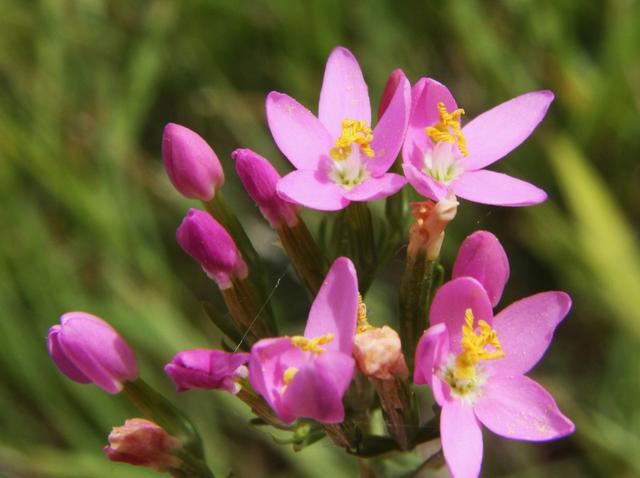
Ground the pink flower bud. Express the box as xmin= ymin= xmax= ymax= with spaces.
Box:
xmin=48 ymin=312 xmax=138 ymax=394
xmin=378 ymin=68 xmax=406 ymax=120
xmin=162 ymin=123 xmax=224 ymax=201
xmin=165 ymin=349 xmax=249 ymax=394
xmin=104 ymin=418 xmax=181 ymax=471
xmin=176 ymin=208 xmax=248 ymax=288
xmin=232 ymin=148 xmax=298 ymax=228
xmin=353 ymin=326 xmax=409 ymax=380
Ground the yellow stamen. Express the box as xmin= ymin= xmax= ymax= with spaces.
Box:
xmin=283 ymin=366 xmax=298 ymax=385
xmin=290 ymin=333 xmax=334 ymax=354
xmin=330 ymin=119 xmax=374 ymax=161
xmin=425 ymin=102 xmax=468 ymax=156
xmin=454 ymin=309 xmax=504 ymax=380
xmin=357 ymin=294 xmax=373 ymax=333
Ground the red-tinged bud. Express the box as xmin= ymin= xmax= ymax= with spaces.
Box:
xmin=354 ymin=325 xmax=409 ymax=380
xmin=232 ymin=148 xmax=298 ymax=228
xmin=162 ymin=123 xmax=224 ymax=201
xmin=104 ymin=418 xmax=181 ymax=471
xmin=176 ymin=209 xmax=248 ymax=289
xmin=408 ymin=195 xmax=458 ymax=260
xmin=378 ymin=68 xmax=406 ymax=120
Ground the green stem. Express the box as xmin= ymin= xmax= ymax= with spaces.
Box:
xmin=333 ymin=202 xmax=377 ymax=293
xmin=399 ymin=249 xmax=436 ymax=374
xmin=276 ymin=218 xmax=327 ymax=296
xmin=123 ymin=379 xmax=204 ymax=459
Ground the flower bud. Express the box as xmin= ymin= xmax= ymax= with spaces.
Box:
xmin=232 ymin=148 xmax=298 ymax=228
xmin=378 ymin=68 xmax=406 ymax=120
xmin=408 ymin=194 xmax=459 ymax=260
xmin=452 ymin=230 xmax=509 ymax=307
xmin=165 ymin=349 xmax=249 ymax=394
xmin=48 ymin=312 xmax=138 ymax=394
xmin=162 ymin=123 xmax=224 ymax=201
xmin=104 ymin=418 xmax=181 ymax=471
xmin=176 ymin=208 xmax=248 ymax=289
xmin=353 ymin=326 xmax=409 ymax=380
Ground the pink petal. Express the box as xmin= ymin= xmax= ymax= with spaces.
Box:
xmin=318 ymin=47 xmax=371 ymax=139
xmin=474 ymin=375 xmax=575 ymax=441
xmin=462 ymin=90 xmax=554 ymax=171
xmin=248 ymin=337 xmax=301 ymax=423
xmin=429 ymin=277 xmax=494 ymax=355
xmin=414 ymin=324 xmax=449 ymax=406
xmin=402 ymin=161 xmax=448 ymax=201
xmin=266 ymin=92 xmax=333 ymax=170
xmin=282 ymin=352 xmax=355 ymax=424
xmin=368 ymin=73 xmax=411 ymax=175
xmin=57 ymin=313 xmax=138 ymax=394
xmin=452 ymin=231 xmax=510 ymax=307
xmin=453 ymin=170 xmax=547 ymax=206
xmin=487 ymin=292 xmax=571 ymax=376
xmin=48 ymin=325 xmax=91 ymax=384
xmin=277 ymin=170 xmax=350 ymax=211
xmin=342 ymin=173 xmax=407 ymax=202
xmin=441 ymin=401 xmax=483 ymax=478
xmin=402 ymin=78 xmax=458 ymax=170
xmin=304 ymin=257 xmax=358 ymax=355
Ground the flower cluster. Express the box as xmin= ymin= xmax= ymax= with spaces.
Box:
xmin=47 ymin=46 xmax=573 ymax=478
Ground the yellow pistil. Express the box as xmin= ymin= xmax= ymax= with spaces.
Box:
xmin=290 ymin=333 xmax=334 ymax=354
xmin=425 ymin=102 xmax=468 ymax=156
xmin=330 ymin=119 xmax=375 ymax=161
xmin=283 ymin=366 xmax=298 ymax=385
xmin=357 ymin=294 xmax=373 ymax=333
xmin=453 ymin=308 xmax=504 ymax=380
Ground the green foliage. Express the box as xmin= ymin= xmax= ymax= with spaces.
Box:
xmin=0 ymin=0 xmax=638 ymax=476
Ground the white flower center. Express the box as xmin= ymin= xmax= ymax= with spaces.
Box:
xmin=423 ymin=142 xmax=464 ymax=185
xmin=437 ymin=354 xmax=488 ymax=405
xmin=328 ymin=143 xmax=371 ymax=190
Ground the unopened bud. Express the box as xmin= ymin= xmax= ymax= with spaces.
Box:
xmin=378 ymin=69 xmax=406 ymax=120
xmin=176 ymin=208 xmax=248 ymax=289
xmin=165 ymin=349 xmax=249 ymax=394
xmin=354 ymin=325 xmax=409 ymax=380
xmin=104 ymin=418 xmax=181 ymax=471
xmin=162 ymin=123 xmax=224 ymax=201
xmin=408 ymin=195 xmax=458 ymax=260
xmin=48 ymin=312 xmax=138 ymax=394
xmin=232 ymin=148 xmax=298 ymax=228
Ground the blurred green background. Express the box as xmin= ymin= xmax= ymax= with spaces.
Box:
xmin=1 ymin=0 xmax=639 ymax=477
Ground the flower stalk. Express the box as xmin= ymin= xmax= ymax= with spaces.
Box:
xmin=275 ymin=218 xmax=327 ymax=295
xmin=122 ymin=379 xmax=205 ymax=461
xmin=332 ymin=202 xmax=377 ymax=293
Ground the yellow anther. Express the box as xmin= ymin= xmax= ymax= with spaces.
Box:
xmin=357 ymin=294 xmax=373 ymax=333
xmin=330 ymin=119 xmax=375 ymax=161
xmin=283 ymin=366 xmax=298 ymax=385
xmin=454 ymin=308 xmax=504 ymax=380
xmin=290 ymin=333 xmax=335 ymax=354
xmin=425 ymin=102 xmax=468 ymax=156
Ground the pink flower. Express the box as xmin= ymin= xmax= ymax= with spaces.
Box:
xmin=232 ymin=148 xmax=299 ymax=228
xmin=176 ymin=208 xmax=248 ymax=289
xmin=104 ymin=418 xmax=181 ymax=471
xmin=249 ymin=257 xmax=358 ymax=423
xmin=267 ymin=47 xmax=411 ymax=211
xmin=414 ymin=275 xmax=574 ymax=478
xmin=165 ymin=349 xmax=249 ymax=394
xmin=403 ymin=78 xmax=552 ymax=206
xmin=48 ymin=312 xmax=138 ymax=394
xmin=162 ymin=123 xmax=224 ymax=201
